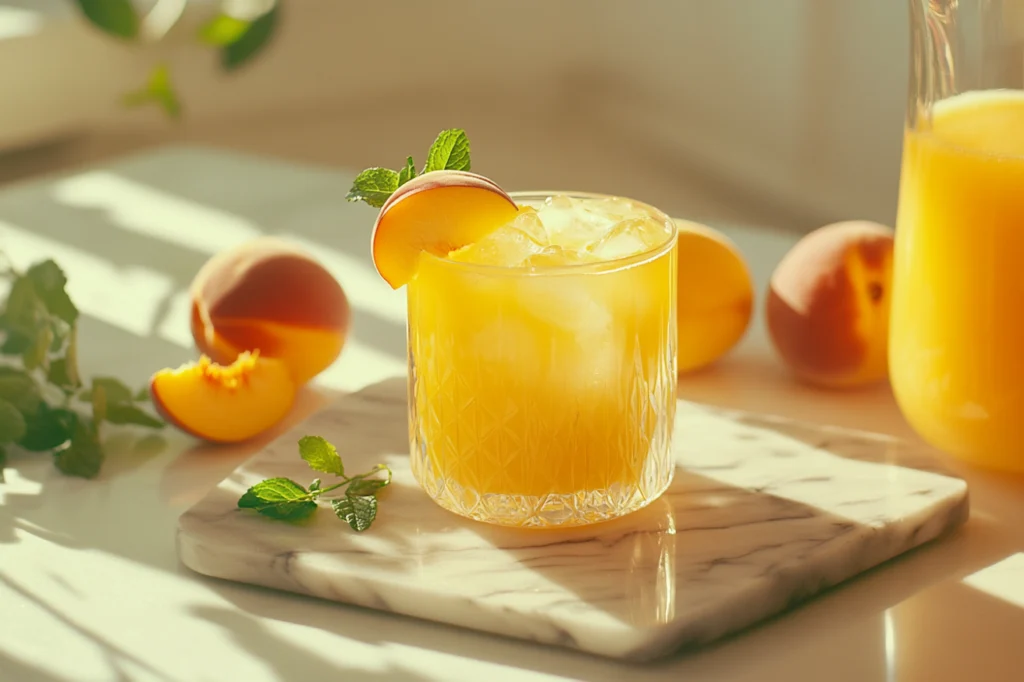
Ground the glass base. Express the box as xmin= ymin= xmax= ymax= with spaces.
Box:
xmin=411 ymin=450 xmax=675 ymax=529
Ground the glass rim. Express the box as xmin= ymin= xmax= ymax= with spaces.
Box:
xmin=415 ymin=190 xmax=678 ymax=278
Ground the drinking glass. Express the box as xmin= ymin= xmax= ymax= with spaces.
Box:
xmin=407 ymin=192 xmax=678 ymax=527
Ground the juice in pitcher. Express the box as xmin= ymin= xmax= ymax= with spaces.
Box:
xmin=890 ymin=90 xmax=1024 ymax=471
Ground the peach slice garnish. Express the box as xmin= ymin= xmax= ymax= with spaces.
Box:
xmin=150 ymin=351 xmax=297 ymax=443
xmin=370 ymin=170 xmax=520 ymax=288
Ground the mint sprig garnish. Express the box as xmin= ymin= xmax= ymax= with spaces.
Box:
xmin=238 ymin=435 xmax=392 ymax=532
xmin=0 ymin=258 xmax=164 ymax=482
xmin=346 ymin=128 xmax=472 ymax=208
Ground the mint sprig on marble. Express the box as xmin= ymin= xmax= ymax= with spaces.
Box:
xmin=237 ymin=435 xmax=392 ymax=531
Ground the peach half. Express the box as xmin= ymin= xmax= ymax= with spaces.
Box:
xmin=371 ymin=170 xmax=520 ymax=288
xmin=151 ymin=352 xmax=296 ymax=443
xmin=191 ymin=237 xmax=350 ymax=385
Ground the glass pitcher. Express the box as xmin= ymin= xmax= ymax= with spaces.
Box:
xmin=891 ymin=0 xmax=1024 ymax=472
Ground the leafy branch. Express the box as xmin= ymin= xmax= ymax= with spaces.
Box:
xmin=238 ymin=436 xmax=392 ymax=532
xmin=0 ymin=258 xmax=163 ymax=481
xmin=72 ymin=0 xmax=282 ymax=118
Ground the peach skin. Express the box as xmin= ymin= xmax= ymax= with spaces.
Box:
xmin=371 ymin=170 xmax=519 ymax=288
xmin=766 ymin=220 xmax=895 ymax=388
xmin=190 ymin=236 xmax=350 ymax=385
xmin=675 ymin=219 xmax=754 ymax=373
xmin=151 ymin=352 xmax=296 ymax=443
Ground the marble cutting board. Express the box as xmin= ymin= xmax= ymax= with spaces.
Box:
xmin=176 ymin=377 xmax=969 ymax=662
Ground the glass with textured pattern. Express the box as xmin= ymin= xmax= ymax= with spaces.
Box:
xmin=407 ymin=192 xmax=678 ymax=527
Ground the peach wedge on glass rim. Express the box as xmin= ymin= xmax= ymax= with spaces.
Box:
xmin=370 ymin=170 xmax=520 ymax=288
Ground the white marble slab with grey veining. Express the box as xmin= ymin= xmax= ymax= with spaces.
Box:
xmin=176 ymin=377 xmax=969 ymax=662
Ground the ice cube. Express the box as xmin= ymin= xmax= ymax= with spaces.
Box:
xmin=508 ymin=207 xmax=549 ymax=246
xmin=536 ymin=196 xmax=616 ymax=250
xmin=448 ymin=223 xmax=546 ymax=267
xmin=585 ymin=217 xmax=670 ymax=260
xmin=523 ymin=245 xmax=601 ymax=268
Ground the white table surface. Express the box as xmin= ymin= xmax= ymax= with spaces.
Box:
xmin=1 ymin=146 xmax=1022 ymax=682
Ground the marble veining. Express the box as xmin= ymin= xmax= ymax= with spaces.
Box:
xmin=176 ymin=377 xmax=969 ymax=661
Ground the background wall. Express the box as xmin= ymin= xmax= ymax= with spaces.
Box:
xmin=0 ymin=0 xmax=911 ymax=232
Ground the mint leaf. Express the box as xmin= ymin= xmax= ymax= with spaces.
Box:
xmin=134 ymin=385 xmax=151 ymax=402
xmin=80 ymin=377 xmax=134 ymax=404
xmin=26 ymin=261 xmax=78 ymax=326
xmin=298 ymin=435 xmax=344 ymax=476
xmin=198 ymin=14 xmax=251 ymax=46
xmin=238 ymin=477 xmax=317 ymax=521
xmin=22 ymin=324 xmax=52 ymax=372
xmin=73 ymin=0 xmax=139 ymax=40
xmin=123 ymin=64 xmax=181 ymax=119
xmin=105 ymin=404 xmax=163 ymax=429
xmin=1 ymin=276 xmax=45 ymax=338
xmin=91 ymin=384 xmax=107 ymax=425
xmin=19 ymin=404 xmax=76 ymax=452
xmin=54 ymin=419 xmax=103 ymax=479
xmin=308 ymin=478 xmax=322 ymax=494
xmin=331 ymin=493 xmax=378 ymax=532
xmin=0 ymin=369 xmax=41 ymax=417
xmin=347 ymin=466 xmax=392 ymax=497
xmin=424 ymin=129 xmax=471 ymax=173
xmin=222 ymin=6 xmax=280 ymax=71
xmin=0 ymin=444 xmax=6 ymax=483
xmin=1 ymin=332 xmax=30 ymax=355
xmin=48 ymin=359 xmax=76 ymax=391
xmin=346 ymin=168 xmax=399 ymax=208
xmin=0 ymin=399 xmax=26 ymax=444
xmin=397 ymin=156 xmax=417 ymax=187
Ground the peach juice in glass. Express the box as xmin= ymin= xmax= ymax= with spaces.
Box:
xmin=370 ymin=173 xmax=678 ymax=527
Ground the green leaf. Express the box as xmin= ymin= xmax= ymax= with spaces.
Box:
xmin=308 ymin=478 xmax=322 ymax=494
xmin=397 ymin=156 xmax=417 ymax=187
xmin=2 ymin=276 xmax=44 ymax=336
xmin=104 ymin=404 xmax=163 ymax=429
xmin=48 ymin=359 xmax=75 ymax=391
xmin=238 ymin=477 xmax=317 ymax=521
xmin=73 ymin=0 xmax=139 ymax=39
xmin=298 ymin=435 xmax=344 ymax=476
xmin=62 ymin=325 xmax=82 ymax=389
xmin=222 ymin=5 xmax=280 ymax=71
xmin=26 ymin=261 xmax=78 ymax=326
xmin=347 ymin=466 xmax=392 ymax=497
xmin=0 ymin=444 xmax=6 ymax=483
xmin=0 ymin=399 xmax=26 ymax=444
xmin=134 ymin=385 xmax=151 ymax=402
xmin=1 ymin=332 xmax=30 ymax=355
xmin=0 ymin=368 xmax=41 ymax=416
xmin=198 ymin=14 xmax=251 ymax=46
xmin=123 ymin=64 xmax=181 ymax=119
xmin=54 ymin=418 xmax=103 ymax=479
xmin=424 ymin=129 xmax=471 ymax=173
xmin=18 ymin=404 xmax=77 ymax=452
xmin=331 ymin=493 xmax=378 ymax=532
xmin=345 ymin=168 xmax=399 ymax=208
xmin=22 ymin=324 xmax=52 ymax=372
xmin=80 ymin=377 xmax=134 ymax=404
xmin=91 ymin=384 xmax=107 ymax=425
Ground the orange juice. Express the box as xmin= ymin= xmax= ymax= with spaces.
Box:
xmin=891 ymin=90 xmax=1024 ymax=472
xmin=407 ymin=193 xmax=677 ymax=527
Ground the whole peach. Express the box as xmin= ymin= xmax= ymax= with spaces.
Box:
xmin=190 ymin=237 xmax=350 ymax=385
xmin=766 ymin=221 xmax=895 ymax=388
